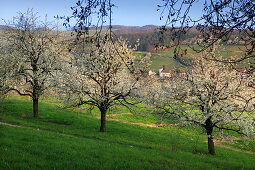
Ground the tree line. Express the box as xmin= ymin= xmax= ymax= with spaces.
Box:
xmin=113 ymin=29 xmax=247 ymax=52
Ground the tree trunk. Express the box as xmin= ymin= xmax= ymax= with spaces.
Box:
xmin=207 ymin=135 xmax=215 ymax=155
xmin=33 ymin=97 xmax=39 ymax=117
xmin=32 ymin=62 xmax=39 ymax=118
xmin=100 ymin=108 xmax=106 ymax=132
xmin=205 ymin=117 xmax=215 ymax=155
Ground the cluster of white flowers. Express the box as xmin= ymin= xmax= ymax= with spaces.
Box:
xmin=56 ymin=34 xmax=148 ymax=111
xmin=0 ymin=10 xmax=70 ymax=117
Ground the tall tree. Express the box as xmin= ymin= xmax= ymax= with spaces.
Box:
xmin=58 ymin=34 xmax=147 ymax=132
xmin=0 ymin=9 xmax=68 ymax=117
xmin=146 ymin=45 xmax=255 ymax=155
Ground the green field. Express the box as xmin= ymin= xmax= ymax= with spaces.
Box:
xmin=0 ymin=96 xmax=254 ymax=169
xmin=135 ymin=45 xmax=249 ymax=71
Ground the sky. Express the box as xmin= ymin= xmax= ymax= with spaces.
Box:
xmin=0 ymin=0 xmax=203 ymax=28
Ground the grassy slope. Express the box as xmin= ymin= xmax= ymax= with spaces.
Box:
xmin=0 ymin=96 xmax=254 ymax=169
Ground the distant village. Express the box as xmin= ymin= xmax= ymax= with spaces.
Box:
xmin=148 ymin=66 xmax=255 ymax=87
xmin=148 ymin=66 xmax=186 ymax=78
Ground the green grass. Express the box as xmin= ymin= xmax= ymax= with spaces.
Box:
xmin=150 ymin=53 xmax=185 ymax=70
xmin=0 ymin=96 xmax=255 ymax=169
xmin=134 ymin=51 xmax=147 ymax=58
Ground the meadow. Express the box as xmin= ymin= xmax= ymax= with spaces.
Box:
xmin=135 ymin=45 xmax=249 ymax=71
xmin=0 ymin=96 xmax=254 ymax=169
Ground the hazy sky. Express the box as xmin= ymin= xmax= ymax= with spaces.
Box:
xmin=0 ymin=0 xmax=203 ymax=27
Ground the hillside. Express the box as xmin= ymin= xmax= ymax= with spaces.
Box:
xmin=0 ymin=96 xmax=254 ymax=169
xmin=73 ymin=25 xmax=160 ymax=33
xmin=111 ymin=25 xmax=159 ymax=33
xmin=0 ymin=25 xmax=13 ymax=31
xmin=0 ymin=24 xmax=249 ymax=71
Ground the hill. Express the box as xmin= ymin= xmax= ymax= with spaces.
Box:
xmin=0 ymin=25 xmax=13 ymax=31
xmin=0 ymin=96 xmax=254 ymax=169
xmin=1 ymin=24 xmax=248 ymax=71
xmin=111 ymin=25 xmax=159 ymax=33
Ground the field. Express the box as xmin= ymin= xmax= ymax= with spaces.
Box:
xmin=135 ymin=45 xmax=249 ymax=71
xmin=0 ymin=96 xmax=254 ymax=169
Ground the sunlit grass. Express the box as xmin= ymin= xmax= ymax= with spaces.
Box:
xmin=0 ymin=96 xmax=254 ymax=169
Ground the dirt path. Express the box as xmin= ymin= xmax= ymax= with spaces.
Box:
xmin=0 ymin=122 xmax=23 ymax=128
xmin=106 ymin=117 xmax=178 ymax=127
xmin=0 ymin=121 xmax=153 ymax=150
xmin=96 ymin=112 xmax=177 ymax=128
xmin=0 ymin=121 xmax=73 ymax=137
xmin=96 ymin=113 xmax=160 ymax=127
xmin=106 ymin=117 xmax=160 ymax=127
xmin=106 ymin=113 xmax=132 ymax=117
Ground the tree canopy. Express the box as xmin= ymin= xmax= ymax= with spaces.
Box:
xmin=0 ymin=9 xmax=69 ymax=117
xmin=57 ymin=34 xmax=148 ymax=132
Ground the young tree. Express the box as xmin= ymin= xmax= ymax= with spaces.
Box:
xmin=146 ymin=47 xmax=255 ymax=155
xmin=58 ymin=34 xmax=147 ymax=132
xmin=0 ymin=9 xmax=68 ymax=117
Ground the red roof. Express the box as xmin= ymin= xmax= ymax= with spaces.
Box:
xmin=237 ymin=69 xmax=246 ymax=73
xmin=161 ymin=70 xmax=171 ymax=73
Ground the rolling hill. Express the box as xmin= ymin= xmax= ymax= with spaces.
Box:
xmin=0 ymin=24 xmax=249 ymax=71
